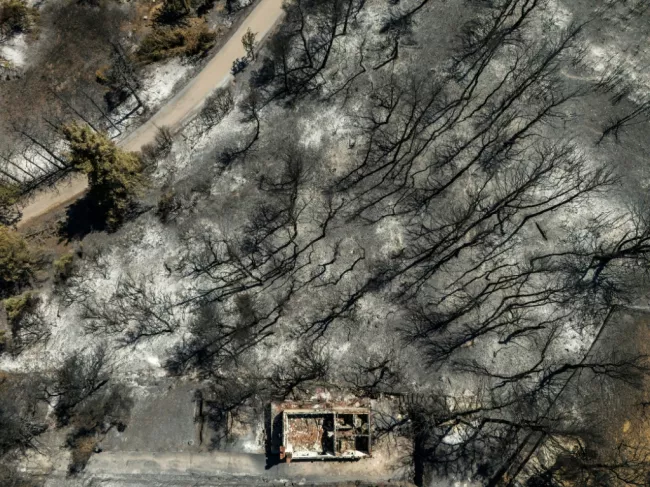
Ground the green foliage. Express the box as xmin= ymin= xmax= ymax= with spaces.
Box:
xmin=0 ymin=183 xmax=18 ymax=208
xmin=62 ymin=124 xmax=146 ymax=230
xmin=3 ymin=291 xmax=35 ymax=326
xmin=53 ymin=253 xmax=74 ymax=283
xmin=2 ymin=290 xmax=46 ymax=355
xmin=137 ymin=20 xmax=217 ymax=63
xmin=0 ymin=0 xmax=37 ymax=38
xmin=0 ymin=183 xmax=19 ymax=225
xmin=242 ymin=27 xmax=256 ymax=60
xmin=0 ymin=226 xmax=34 ymax=298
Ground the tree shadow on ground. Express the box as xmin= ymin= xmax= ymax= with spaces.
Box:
xmin=265 ymin=404 xmax=282 ymax=469
xmin=57 ymin=195 xmax=149 ymax=242
xmin=57 ymin=195 xmax=109 ymax=242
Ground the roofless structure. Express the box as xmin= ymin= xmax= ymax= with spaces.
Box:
xmin=271 ymin=400 xmax=372 ymax=462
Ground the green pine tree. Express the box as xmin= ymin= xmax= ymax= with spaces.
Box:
xmin=63 ymin=124 xmax=146 ymax=230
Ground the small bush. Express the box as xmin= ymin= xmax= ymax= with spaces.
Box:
xmin=53 ymin=253 xmax=75 ymax=283
xmin=3 ymin=291 xmax=48 ymax=354
xmin=0 ymin=183 xmax=19 ymax=225
xmin=137 ymin=20 xmax=217 ymax=63
xmin=3 ymin=292 xmax=36 ymax=326
xmin=0 ymin=183 xmax=18 ymax=208
xmin=241 ymin=27 xmax=256 ymax=60
xmin=0 ymin=226 xmax=34 ymax=298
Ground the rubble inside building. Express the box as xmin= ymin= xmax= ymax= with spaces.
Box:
xmin=271 ymin=399 xmax=372 ymax=462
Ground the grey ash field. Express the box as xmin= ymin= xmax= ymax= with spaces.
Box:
xmin=4 ymin=1 xmax=650 ymax=486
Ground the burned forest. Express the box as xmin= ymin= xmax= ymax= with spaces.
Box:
xmin=3 ymin=0 xmax=650 ymax=486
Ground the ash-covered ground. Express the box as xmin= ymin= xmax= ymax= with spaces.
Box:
xmin=5 ymin=1 xmax=650 ymax=486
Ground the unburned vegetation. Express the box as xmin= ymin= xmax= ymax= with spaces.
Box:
xmin=137 ymin=18 xmax=217 ymax=63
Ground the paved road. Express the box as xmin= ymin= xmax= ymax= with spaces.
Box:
xmin=17 ymin=0 xmax=285 ymax=228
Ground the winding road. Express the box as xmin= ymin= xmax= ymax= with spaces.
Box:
xmin=17 ymin=0 xmax=285 ymax=227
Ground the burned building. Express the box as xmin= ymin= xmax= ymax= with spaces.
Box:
xmin=271 ymin=400 xmax=371 ymax=462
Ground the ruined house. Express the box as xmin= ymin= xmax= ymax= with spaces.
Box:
xmin=272 ymin=401 xmax=372 ymax=462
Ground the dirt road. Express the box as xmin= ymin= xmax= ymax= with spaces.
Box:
xmin=17 ymin=0 xmax=285 ymax=228
xmin=38 ymin=450 xmax=407 ymax=487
